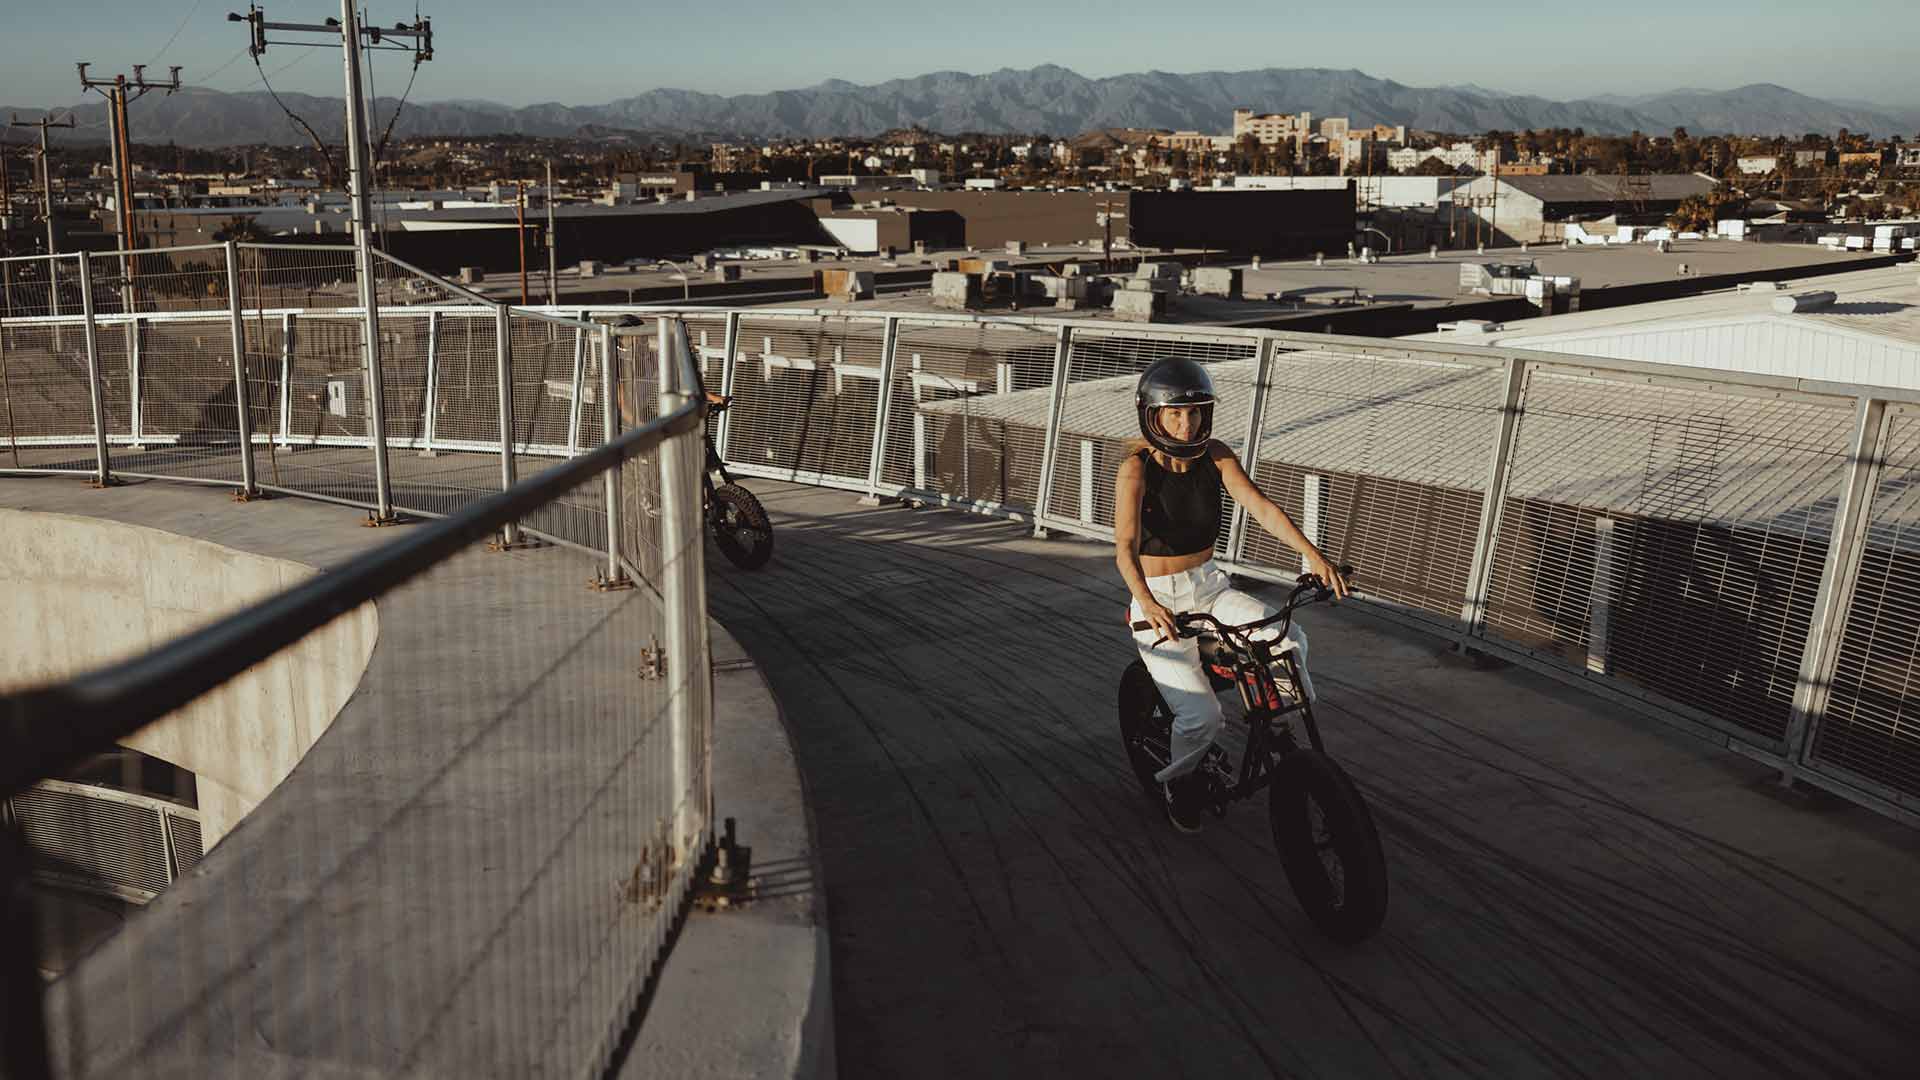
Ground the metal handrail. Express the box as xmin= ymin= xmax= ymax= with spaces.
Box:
xmin=369 ymin=247 xmax=497 ymax=306
xmin=0 ymin=324 xmax=704 ymax=800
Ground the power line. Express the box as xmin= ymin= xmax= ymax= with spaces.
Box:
xmin=148 ymin=0 xmax=206 ymax=64
xmin=252 ymin=51 xmax=337 ymax=187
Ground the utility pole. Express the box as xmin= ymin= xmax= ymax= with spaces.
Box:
xmin=232 ymin=3 xmax=433 ymax=525
xmin=77 ymin=64 xmax=181 ymax=260
xmin=1095 ymin=197 xmax=1125 ymax=271
xmin=515 ymin=179 xmax=529 ymax=306
xmin=1 ymin=145 xmax=13 ymax=317
xmin=11 ymin=115 xmax=76 ymax=314
xmin=545 ymin=159 xmax=557 ymax=305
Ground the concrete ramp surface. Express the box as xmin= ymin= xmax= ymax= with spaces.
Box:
xmin=714 ymin=480 xmax=1920 ymax=1079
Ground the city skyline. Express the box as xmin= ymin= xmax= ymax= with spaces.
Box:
xmin=3 ymin=1 xmax=1918 ymax=115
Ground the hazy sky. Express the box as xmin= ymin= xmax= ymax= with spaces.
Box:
xmin=5 ymin=0 xmax=1917 ymax=112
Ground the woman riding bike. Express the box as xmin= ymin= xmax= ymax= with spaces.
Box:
xmin=1116 ymin=357 xmax=1349 ymax=834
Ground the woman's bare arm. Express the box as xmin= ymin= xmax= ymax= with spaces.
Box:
xmin=1114 ymin=453 xmax=1179 ymax=639
xmin=1210 ymin=442 xmax=1350 ymax=598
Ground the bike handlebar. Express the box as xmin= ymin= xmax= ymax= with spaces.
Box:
xmin=1128 ymin=565 xmax=1354 ymax=642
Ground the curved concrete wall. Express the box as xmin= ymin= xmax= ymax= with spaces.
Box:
xmin=0 ymin=509 xmax=377 ymax=848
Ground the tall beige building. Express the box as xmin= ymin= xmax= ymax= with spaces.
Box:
xmin=1232 ymin=108 xmax=1314 ymax=149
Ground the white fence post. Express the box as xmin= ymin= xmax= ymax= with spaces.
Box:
xmin=76 ymin=252 xmax=112 ymax=487
xmin=717 ymin=310 xmax=740 ymax=461
xmin=656 ymin=316 xmax=708 ymax=861
xmin=1225 ymin=337 xmax=1276 ymax=564
xmin=224 ymin=241 xmax=258 ymax=497
xmin=1031 ymin=325 xmax=1073 ymax=537
xmin=599 ymin=323 xmax=626 ymax=587
xmin=865 ymin=316 xmax=899 ymax=500
xmin=1781 ymin=396 xmax=1889 ymax=778
xmin=565 ymin=324 xmax=585 ymax=457
xmin=127 ymin=316 xmax=144 ymax=448
xmin=419 ymin=311 xmax=439 ymax=457
xmin=278 ymin=313 xmax=295 ymax=447
xmin=495 ymin=303 xmax=519 ymax=546
xmin=1458 ymin=355 xmax=1528 ymax=636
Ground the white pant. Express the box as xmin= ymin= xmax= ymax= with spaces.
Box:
xmin=1129 ymin=561 xmax=1313 ymax=782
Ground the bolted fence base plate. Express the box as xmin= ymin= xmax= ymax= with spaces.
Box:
xmin=86 ymin=475 xmax=125 ymax=489
xmin=362 ymin=511 xmax=407 ymax=528
xmin=487 ymin=534 xmax=547 ymax=552
xmin=589 ymin=572 xmax=636 ymax=592
xmin=231 ymin=488 xmax=268 ymax=503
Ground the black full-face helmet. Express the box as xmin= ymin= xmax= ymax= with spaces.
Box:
xmin=1136 ymin=357 xmax=1216 ymax=459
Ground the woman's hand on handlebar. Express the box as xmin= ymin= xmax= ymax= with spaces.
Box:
xmin=1137 ymin=598 xmax=1181 ymax=644
xmin=1304 ymin=551 xmax=1351 ymax=600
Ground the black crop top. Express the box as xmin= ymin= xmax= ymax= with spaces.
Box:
xmin=1135 ymin=449 xmax=1221 ymax=557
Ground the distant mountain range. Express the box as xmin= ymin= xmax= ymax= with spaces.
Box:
xmin=6 ymin=66 xmax=1917 ymax=147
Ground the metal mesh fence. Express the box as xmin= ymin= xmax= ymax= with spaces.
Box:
xmin=120 ymin=317 xmax=245 ymax=484
xmin=1810 ymin=403 xmax=1920 ymax=802
xmin=1481 ymin=366 xmax=1858 ymax=745
xmin=889 ymin=319 xmax=1057 ymax=511
xmin=0 ymin=316 xmax=102 ymax=474
xmin=723 ymin=314 xmax=884 ymax=487
xmin=1039 ymin=327 xmax=1258 ymax=536
xmin=1238 ymin=346 xmax=1511 ymax=625
xmin=0 ymin=252 xmax=78 ymax=320
xmin=34 ymin=452 xmax=712 ymax=1077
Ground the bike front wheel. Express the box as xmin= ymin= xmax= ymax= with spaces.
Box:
xmin=710 ymin=482 xmax=774 ymax=569
xmin=1269 ymin=750 xmax=1388 ymax=944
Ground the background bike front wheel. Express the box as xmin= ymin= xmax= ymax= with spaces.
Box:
xmin=1269 ymin=750 xmax=1388 ymax=944
xmin=710 ymin=483 xmax=774 ymax=569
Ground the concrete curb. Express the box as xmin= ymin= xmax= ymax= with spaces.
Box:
xmin=620 ymin=614 xmax=836 ymax=1079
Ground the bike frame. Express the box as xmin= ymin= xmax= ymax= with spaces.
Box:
xmin=1177 ymin=581 xmax=1335 ymax=806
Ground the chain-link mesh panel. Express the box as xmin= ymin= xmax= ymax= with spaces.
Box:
xmin=431 ymin=312 xmax=502 ymax=448
xmin=724 ymin=315 xmax=883 ymax=485
xmin=120 ymin=246 xmax=231 ymax=314
xmin=374 ymin=311 xmax=431 ymax=444
xmin=0 ymin=320 xmax=99 ymax=475
xmin=127 ymin=317 xmax=246 ymax=483
xmin=265 ymin=314 xmax=379 ymax=504
xmin=890 ymin=320 xmax=1058 ymax=510
xmin=1810 ymin=404 xmax=1920 ymax=802
xmin=1483 ymin=366 xmax=1857 ymax=744
xmin=1238 ymin=347 xmax=1510 ymax=622
xmin=236 ymin=244 xmax=367 ymax=311
xmin=616 ymin=328 xmax=667 ymax=584
xmin=508 ymin=314 xmax=577 ymax=453
xmin=685 ymin=315 xmax=730 ymax=452
xmin=39 ymin=444 xmax=712 ymax=1074
xmin=0 ymin=253 xmax=78 ymax=319
xmin=1037 ymin=328 xmax=1259 ymax=537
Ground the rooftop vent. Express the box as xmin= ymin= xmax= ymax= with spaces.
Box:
xmin=1772 ymin=291 xmax=1836 ymax=314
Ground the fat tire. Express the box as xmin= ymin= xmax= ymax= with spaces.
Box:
xmin=1118 ymin=660 xmax=1173 ymax=795
xmin=1269 ymin=750 xmax=1388 ymax=944
xmin=710 ymin=483 xmax=774 ymax=570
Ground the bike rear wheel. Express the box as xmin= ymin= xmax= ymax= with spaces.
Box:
xmin=1118 ymin=660 xmax=1173 ymax=794
xmin=1269 ymin=750 xmax=1388 ymax=944
xmin=710 ymin=482 xmax=774 ymax=569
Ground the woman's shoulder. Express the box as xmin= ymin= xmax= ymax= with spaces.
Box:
xmin=1204 ymin=439 xmax=1237 ymax=466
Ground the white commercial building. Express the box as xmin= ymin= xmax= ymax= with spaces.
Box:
xmin=1408 ymin=265 xmax=1920 ymax=388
